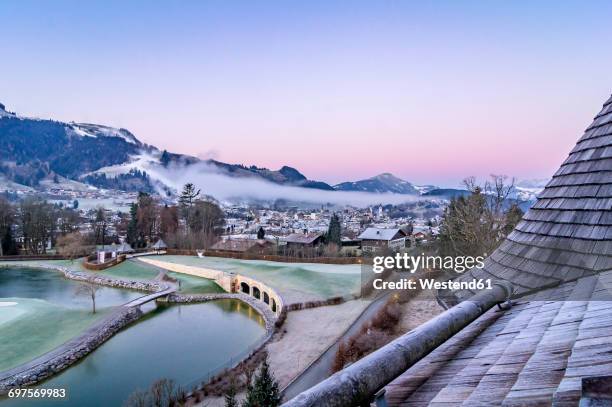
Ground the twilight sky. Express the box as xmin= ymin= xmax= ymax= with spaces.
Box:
xmin=1 ymin=1 xmax=611 ymax=187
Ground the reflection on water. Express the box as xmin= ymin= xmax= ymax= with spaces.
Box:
xmin=0 ymin=267 xmax=141 ymax=310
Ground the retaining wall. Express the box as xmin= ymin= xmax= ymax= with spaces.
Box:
xmin=82 ymin=254 xmax=126 ymax=271
xmin=137 ymin=257 xmax=284 ymax=316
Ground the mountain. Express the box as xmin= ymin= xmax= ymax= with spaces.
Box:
xmin=514 ymin=178 xmax=548 ymax=202
xmin=334 ymin=173 xmax=419 ymax=194
xmin=207 ymin=161 xmax=334 ymax=190
xmin=0 ymin=102 xmax=333 ymax=194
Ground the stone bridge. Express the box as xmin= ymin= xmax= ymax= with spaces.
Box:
xmin=137 ymin=257 xmax=284 ymax=316
xmin=233 ymin=275 xmax=282 ymax=314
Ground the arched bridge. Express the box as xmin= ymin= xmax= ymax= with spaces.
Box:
xmin=124 ymin=285 xmax=177 ymax=308
xmin=237 ymin=279 xmax=279 ymax=313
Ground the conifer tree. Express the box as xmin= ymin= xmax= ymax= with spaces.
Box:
xmin=224 ymin=383 xmax=238 ymax=407
xmin=242 ymin=360 xmax=281 ymax=407
xmin=178 ymin=183 xmax=201 ymax=225
xmin=257 ymin=226 xmax=266 ymax=240
xmin=326 ymin=213 xmax=342 ymax=246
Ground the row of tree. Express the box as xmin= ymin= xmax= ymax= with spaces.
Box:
xmin=125 ymin=184 xmax=225 ymax=249
xmin=0 ymin=196 xmax=82 ymax=255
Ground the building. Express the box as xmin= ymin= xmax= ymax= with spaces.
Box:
xmin=285 ymin=93 xmax=612 ymax=406
xmin=281 ymin=232 xmax=324 ymax=247
xmin=358 ymin=227 xmax=407 ymax=253
xmin=210 ymin=238 xmax=273 ymax=255
xmin=151 ymin=239 xmax=167 ymax=252
xmin=279 ymin=232 xmax=324 ymax=257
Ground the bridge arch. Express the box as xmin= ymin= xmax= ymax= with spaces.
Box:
xmin=233 ymin=275 xmax=283 ymax=317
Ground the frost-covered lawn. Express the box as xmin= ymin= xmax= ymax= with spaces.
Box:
xmin=0 ymin=267 xmax=142 ymax=372
xmin=101 ymin=260 xmax=224 ymax=294
xmin=0 ymin=298 xmax=105 ymax=371
xmin=149 ymin=255 xmax=362 ymax=302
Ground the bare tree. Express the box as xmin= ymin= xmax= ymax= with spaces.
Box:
xmin=19 ymin=197 xmax=55 ymax=254
xmin=57 ymin=232 xmax=88 ymax=262
xmin=439 ymin=175 xmax=522 ymax=258
xmin=92 ymin=206 xmax=110 ymax=247
xmin=75 ymin=280 xmax=101 ymax=313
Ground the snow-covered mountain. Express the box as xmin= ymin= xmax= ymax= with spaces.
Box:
xmin=334 ymin=173 xmax=420 ymax=194
xmin=514 ymin=178 xmax=549 ymax=202
xmin=0 ymin=101 xmax=333 ymax=195
xmin=67 ymin=123 xmax=141 ymax=145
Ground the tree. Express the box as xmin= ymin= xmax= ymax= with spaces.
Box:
xmin=257 ymin=227 xmax=266 ymax=240
xmin=504 ymin=203 xmax=524 ymax=235
xmin=224 ymin=382 xmax=239 ymax=407
xmin=160 ymin=205 xmax=178 ymax=239
xmin=127 ymin=202 xmax=139 ymax=247
xmin=124 ymin=377 xmax=184 ymax=407
xmin=242 ymin=360 xmax=281 ymax=407
xmin=136 ymin=192 xmax=159 ymax=245
xmin=190 ymin=200 xmax=224 ymax=235
xmin=75 ymin=280 xmax=101 ymax=314
xmin=178 ymin=183 xmax=200 ymax=224
xmin=92 ymin=206 xmax=110 ymax=247
xmin=326 ymin=213 xmax=342 ymax=246
xmin=0 ymin=197 xmax=16 ymax=256
xmin=438 ymin=175 xmax=520 ymax=258
xmin=57 ymin=232 xmax=87 ymax=262
xmin=160 ymin=150 xmax=171 ymax=167
xmin=57 ymin=207 xmax=80 ymax=235
xmin=18 ymin=197 xmax=55 ymax=254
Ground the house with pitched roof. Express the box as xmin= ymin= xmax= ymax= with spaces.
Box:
xmin=358 ymin=227 xmax=408 ymax=253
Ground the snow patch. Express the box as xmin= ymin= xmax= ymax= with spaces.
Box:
xmin=67 ymin=123 xmax=140 ymax=145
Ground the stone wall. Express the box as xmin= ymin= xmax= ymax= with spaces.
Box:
xmin=63 ymin=269 xmax=167 ymax=293
xmin=138 ymin=257 xmax=284 ymax=316
xmin=137 ymin=258 xmax=230 ymax=290
xmin=82 ymin=254 xmax=126 ymax=271
xmin=166 ymin=292 xmax=277 ymax=332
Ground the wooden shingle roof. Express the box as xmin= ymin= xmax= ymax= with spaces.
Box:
xmin=453 ymin=94 xmax=612 ymax=300
xmin=384 ymin=272 xmax=612 ymax=406
xmin=386 ymin=93 xmax=612 ymax=406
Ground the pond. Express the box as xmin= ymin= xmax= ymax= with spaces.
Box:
xmin=0 ymin=267 xmax=267 ymax=406
xmin=0 ymin=267 xmax=142 ymax=371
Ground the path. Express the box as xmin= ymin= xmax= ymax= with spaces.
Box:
xmin=281 ymin=292 xmax=390 ymax=401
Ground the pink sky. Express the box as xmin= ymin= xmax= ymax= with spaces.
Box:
xmin=2 ymin=1 xmax=611 ymax=186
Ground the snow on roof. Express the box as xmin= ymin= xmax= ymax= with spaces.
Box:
xmin=358 ymin=227 xmax=405 ymax=241
xmin=282 ymin=232 xmax=323 ymax=244
xmin=152 ymin=239 xmax=167 ymax=249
